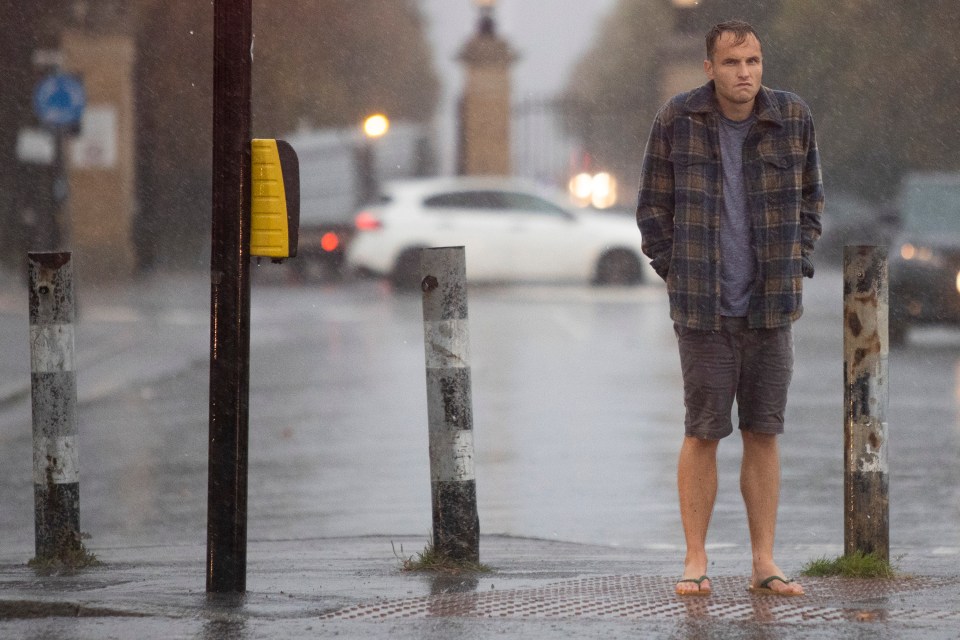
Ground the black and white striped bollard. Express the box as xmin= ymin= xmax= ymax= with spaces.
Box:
xmin=28 ymin=251 xmax=81 ymax=560
xmin=420 ymin=247 xmax=480 ymax=562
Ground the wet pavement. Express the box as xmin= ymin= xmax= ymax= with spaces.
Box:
xmin=2 ymin=536 xmax=960 ymax=639
xmin=2 ymin=264 xmax=960 ymax=638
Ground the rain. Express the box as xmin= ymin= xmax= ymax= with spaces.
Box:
xmin=2 ymin=0 xmax=960 ymax=636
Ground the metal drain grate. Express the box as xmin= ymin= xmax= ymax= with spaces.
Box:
xmin=321 ymin=575 xmax=960 ymax=623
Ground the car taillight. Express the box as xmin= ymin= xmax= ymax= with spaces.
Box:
xmin=320 ymin=232 xmax=340 ymax=252
xmin=355 ymin=210 xmax=382 ymax=231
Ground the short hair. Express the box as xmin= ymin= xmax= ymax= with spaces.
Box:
xmin=705 ymin=20 xmax=762 ymax=60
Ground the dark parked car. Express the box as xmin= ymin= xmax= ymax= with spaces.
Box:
xmin=889 ymin=172 xmax=960 ymax=344
xmin=817 ymin=192 xmax=897 ymax=265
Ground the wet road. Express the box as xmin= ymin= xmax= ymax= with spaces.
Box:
xmin=1 ymin=266 xmax=958 ymax=560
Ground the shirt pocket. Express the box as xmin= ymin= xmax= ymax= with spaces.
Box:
xmin=757 ymin=142 xmax=804 ymax=199
xmin=669 ymin=149 xmax=717 ymax=219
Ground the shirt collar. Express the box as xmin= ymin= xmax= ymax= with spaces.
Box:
xmin=684 ymin=80 xmax=783 ymax=127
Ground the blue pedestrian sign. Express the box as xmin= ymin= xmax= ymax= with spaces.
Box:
xmin=33 ymin=73 xmax=86 ymax=128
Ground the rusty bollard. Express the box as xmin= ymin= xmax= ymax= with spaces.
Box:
xmin=28 ymin=252 xmax=81 ymax=561
xmin=420 ymin=247 xmax=480 ymax=562
xmin=843 ymin=245 xmax=889 ymax=561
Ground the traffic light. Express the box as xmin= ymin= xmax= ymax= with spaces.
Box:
xmin=250 ymin=138 xmax=299 ymax=261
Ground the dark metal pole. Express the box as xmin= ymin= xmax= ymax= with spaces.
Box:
xmin=420 ymin=247 xmax=480 ymax=562
xmin=207 ymin=0 xmax=252 ymax=593
xmin=353 ymin=142 xmax=376 ymax=207
xmin=28 ymin=251 xmax=79 ymax=560
xmin=843 ymin=245 xmax=890 ymax=561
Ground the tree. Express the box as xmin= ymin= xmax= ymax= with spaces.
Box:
xmin=251 ymin=1 xmax=439 ymax=134
xmin=560 ymin=0 xmax=673 ymax=185
xmin=0 ymin=0 xmax=91 ymax=270
xmin=771 ymin=0 xmax=960 ymax=200
xmin=562 ymin=0 xmax=960 ymax=205
xmin=560 ymin=0 xmax=780 ymax=193
xmin=134 ymin=0 xmax=439 ymax=269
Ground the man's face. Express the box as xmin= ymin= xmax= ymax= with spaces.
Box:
xmin=704 ymin=32 xmax=763 ymax=117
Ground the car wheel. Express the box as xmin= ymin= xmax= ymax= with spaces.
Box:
xmin=391 ymin=248 xmax=425 ymax=290
xmin=594 ymin=249 xmax=643 ymax=285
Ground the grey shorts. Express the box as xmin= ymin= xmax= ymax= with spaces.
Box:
xmin=674 ymin=317 xmax=793 ymax=440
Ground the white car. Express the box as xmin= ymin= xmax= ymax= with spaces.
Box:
xmin=345 ymin=177 xmax=656 ymax=287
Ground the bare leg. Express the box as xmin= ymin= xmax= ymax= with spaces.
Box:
xmin=676 ymin=435 xmax=719 ymax=594
xmin=740 ymin=431 xmax=803 ymax=595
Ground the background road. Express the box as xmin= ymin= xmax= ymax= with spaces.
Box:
xmin=1 ymin=265 xmax=958 ymax=568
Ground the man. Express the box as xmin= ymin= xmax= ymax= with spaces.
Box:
xmin=636 ymin=20 xmax=823 ymax=597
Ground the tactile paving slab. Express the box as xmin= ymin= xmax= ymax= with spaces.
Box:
xmin=321 ymin=575 xmax=960 ymax=623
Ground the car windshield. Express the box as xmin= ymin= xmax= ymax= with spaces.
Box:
xmin=423 ymin=190 xmax=571 ymax=218
xmin=424 ymin=191 xmax=502 ymax=209
xmin=900 ymin=177 xmax=960 ymax=235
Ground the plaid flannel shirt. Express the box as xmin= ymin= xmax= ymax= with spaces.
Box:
xmin=637 ymin=81 xmax=824 ymax=331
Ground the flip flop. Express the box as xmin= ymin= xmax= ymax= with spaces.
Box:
xmin=748 ymin=575 xmax=804 ymax=596
xmin=676 ymin=574 xmax=712 ymax=596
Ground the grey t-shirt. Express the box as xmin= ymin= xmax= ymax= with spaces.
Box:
xmin=718 ymin=113 xmax=757 ymax=316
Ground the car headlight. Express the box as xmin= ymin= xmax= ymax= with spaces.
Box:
xmin=899 ymin=243 xmax=945 ymax=266
xmin=956 ymin=270 xmax=960 ymax=295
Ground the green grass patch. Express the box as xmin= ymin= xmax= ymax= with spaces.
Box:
xmin=800 ymin=551 xmax=897 ymax=579
xmin=393 ymin=541 xmax=491 ymax=575
xmin=28 ymin=531 xmax=101 ymax=576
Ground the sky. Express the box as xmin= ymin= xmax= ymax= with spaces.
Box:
xmin=417 ymin=0 xmax=619 ymax=172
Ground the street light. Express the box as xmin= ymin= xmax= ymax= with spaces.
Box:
xmin=356 ymin=113 xmax=389 ymax=205
xmin=363 ymin=113 xmax=390 ymax=139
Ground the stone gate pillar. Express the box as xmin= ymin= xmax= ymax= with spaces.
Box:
xmin=62 ymin=30 xmax=136 ymax=281
xmin=456 ymin=3 xmax=517 ymax=177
